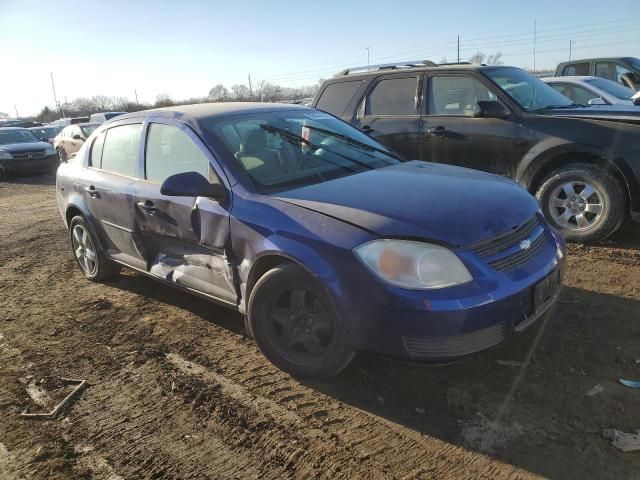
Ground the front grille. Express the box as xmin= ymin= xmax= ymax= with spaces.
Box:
xmin=402 ymin=323 xmax=505 ymax=358
xmin=467 ymin=215 xmax=539 ymax=257
xmin=11 ymin=150 xmax=46 ymax=159
xmin=488 ymin=233 xmax=546 ymax=271
xmin=465 ymin=214 xmax=547 ymax=272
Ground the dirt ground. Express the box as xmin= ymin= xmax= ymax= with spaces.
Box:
xmin=1 ymin=174 xmax=639 ymax=480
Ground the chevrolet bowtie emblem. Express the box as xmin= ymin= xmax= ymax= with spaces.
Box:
xmin=519 ymin=239 xmax=532 ymax=250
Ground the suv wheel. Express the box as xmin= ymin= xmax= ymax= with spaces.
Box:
xmin=69 ymin=215 xmax=120 ymax=281
xmin=536 ymin=163 xmax=625 ymax=243
xmin=247 ymin=264 xmax=355 ymax=378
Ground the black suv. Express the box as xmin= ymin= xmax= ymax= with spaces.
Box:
xmin=312 ymin=61 xmax=640 ymax=243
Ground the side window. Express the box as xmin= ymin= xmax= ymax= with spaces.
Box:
xmin=570 ymin=85 xmax=600 ymax=105
xmin=595 ymin=62 xmax=635 ymax=85
xmin=145 ymin=123 xmax=211 ymax=184
xmin=90 ymin=132 xmax=105 ymax=167
xmin=315 ymin=81 xmax=362 ymax=116
xmin=100 ymin=124 xmax=142 ymax=177
xmin=365 ymin=77 xmax=417 ymax=116
xmin=428 ymin=76 xmax=497 ymax=116
xmin=563 ymin=63 xmax=589 ymax=76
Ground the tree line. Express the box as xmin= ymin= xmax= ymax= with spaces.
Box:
xmin=32 ymin=80 xmax=323 ymax=123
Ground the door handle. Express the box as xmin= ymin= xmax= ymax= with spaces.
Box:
xmin=427 ymin=126 xmax=447 ymax=136
xmin=85 ymin=185 xmax=98 ymax=198
xmin=137 ymin=200 xmax=157 ymax=214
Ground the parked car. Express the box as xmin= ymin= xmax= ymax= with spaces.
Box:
xmin=554 ymin=57 xmax=640 ymax=91
xmin=53 ymin=123 xmax=100 ymax=161
xmin=0 ymin=127 xmax=59 ymax=179
xmin=544 ymin=76 xmax=640 ymax=108
xmin=50 ymin=117 xmax=90 ymax=127
xmin=29 ymin=126 xmax=63 ymax=144
xmin=312 ymin=61 xmax=640 ymax=243
xmin=89 ymin=112 xmax=127 ymax=123
xmin=56 ymin=103 xmax=565 ymax=378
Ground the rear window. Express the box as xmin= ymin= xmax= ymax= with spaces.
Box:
xmin=563 ymin=63 xmax=590 ymax=76
xmin=99 ymin=124 xmax=142 ymax=177
xmin=315 ymin=81 xmax=362 ymax=116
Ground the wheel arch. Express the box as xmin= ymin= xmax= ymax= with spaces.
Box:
xmin=518 ymin=144 xmax=634 ymax=212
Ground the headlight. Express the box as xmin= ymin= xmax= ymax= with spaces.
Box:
xmin=354 ymin=240 xmax=473 ymax=289
xmin=0 ymin=150 xmax=12 ymax=160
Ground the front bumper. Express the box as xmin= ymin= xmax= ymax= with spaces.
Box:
xmin=0 ymin=154 xmax=59 ymax=174
xmin=334 ymin=224 xmax=566 ymax=362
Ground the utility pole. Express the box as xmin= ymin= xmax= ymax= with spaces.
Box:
xmin=457 ymin=35 xmax=460 ymax=63
xmin=134 ymin=89 xmax=139 ymax=105
xmin=248 ymin=73 xmax=253 ymax=98
xmin=533 ymin=19 xmax=537 ymax=74
xmin=50 ymin=72 xmax=62 ymax=117
xmin=366 ymin=47 xmax=370 ymax=66
xmin=569 ymin=40 xmax=576 ymax=60
xmin=14 ymin=105 xmax=19 ymax=118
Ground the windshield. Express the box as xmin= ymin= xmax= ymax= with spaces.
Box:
xmin=625 ymin=57 xmax=640 ymax=70
xmin=80 ymin=124 xmax=99 ymax=137
xmin=202 ymin=110 xmax=400 ymax=193
xmin=30 ymin=127 xmax=61 ymax=138
xmin=585 ymin=78 xmax=635 ymax=100
xmin=485 ymin=67 xmax=574 ymax=111
xmin=0 ymin=129 xmax=40 ymax=145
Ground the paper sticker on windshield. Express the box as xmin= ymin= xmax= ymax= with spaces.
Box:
xmin=303 ymin=112 xmax=333 ymax=120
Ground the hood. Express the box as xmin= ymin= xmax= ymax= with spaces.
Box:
xmin=544 ymin=106 xmax=640 ymax=125
xmin=0 ymin=141 xmax=50 ymax=153
xmin=274 ymin=161 xmax=539 ymax=247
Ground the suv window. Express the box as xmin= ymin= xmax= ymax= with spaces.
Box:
xmin=428 ymin=76 xmax=497 ymax=116
xmin=315 ymin=81 xmax=362 ymax=116
xmin=145 ymin=123 xmax=211 ymax=184
xmin=100 ymin=124 xmax=142 ymax=177
xmin=365 ymin=77 xmax=417 ymax=116
xmin=563 ymin=63 xmax=590 ymax=76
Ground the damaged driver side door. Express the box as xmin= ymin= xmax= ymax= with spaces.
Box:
xmin=134 ymin=121 xmax=237 ymax=305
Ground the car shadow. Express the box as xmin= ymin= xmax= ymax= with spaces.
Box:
xmin=106 ymin=267 xmax=640 ymax=479
xmin=593 ymin=219 xmax=640 ymax=251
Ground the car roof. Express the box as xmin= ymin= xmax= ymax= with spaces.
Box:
xmin=114 ymin=102 xmax=310 ymax=122
xmin=327 ymin=63 xmax=501 ymax=80
xmin=0 ymin=127 xmax=30 ymax=131
xmin=544 ymin=76 xmax=598 ymax=82
xmin=65 ymin=122 xmax=102 ymax=127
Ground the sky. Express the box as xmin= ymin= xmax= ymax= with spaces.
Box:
xmin=0 ymin=0 xmax=638 ymax=117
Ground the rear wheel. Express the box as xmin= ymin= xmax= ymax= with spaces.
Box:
xmin=69 ymin=215 xmax=120 ymax=281
xmin=247 ymin=264 xmax=354 ymax=378
xmin=536 ymin=163 xmax=625 ymax=243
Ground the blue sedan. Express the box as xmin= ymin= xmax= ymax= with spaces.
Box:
xmin=55 ymin=103 xmax=565 ymax=378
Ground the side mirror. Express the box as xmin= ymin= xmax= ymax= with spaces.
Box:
xmin=73 ymin=134 xmax=84 ymax=140
xmin=475 ymin=100 xmax=509 ymax=119
xmin=587 ymin=97 xmax=607 ymax=106
xmin=160 ymin=171 xmax=226 ymax=201
xmin=40 ymin=137 xmax=49 ymax=142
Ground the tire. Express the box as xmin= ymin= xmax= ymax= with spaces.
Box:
xmin=536 ymin=163 xmax=625 ymax=243
xmin=57 ymin=148 xmax=67 ymax=163
xmin=69 ymin=215 xmax=120 ymax=282
xmin=247 ymin=264 xmax=355 ymax=379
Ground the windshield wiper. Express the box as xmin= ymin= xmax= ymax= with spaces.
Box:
xmin=300 ymin=125 xmax=401 ymax=162
xmin=260 ymin=125 xmax=378 ymax=172
xmin=532 ymin=103 xmax=584 ymax=112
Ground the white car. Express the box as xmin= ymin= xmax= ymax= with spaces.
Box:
xmin=544 ymin=76 xmax=640 ymax=108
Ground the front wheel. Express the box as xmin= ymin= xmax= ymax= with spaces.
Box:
xmin=536 ymin=163 xmax=625 ymax=243
xmin=247 ymin=264 xmax=355 ymax=378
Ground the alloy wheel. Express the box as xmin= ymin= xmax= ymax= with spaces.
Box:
xmin=72 ymin=224 xmax=98 ymax=275
xmin=266 ymin=287 xmax=335 ymax=365
xmin=548 ymin=181 xmax=604 ymax=230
